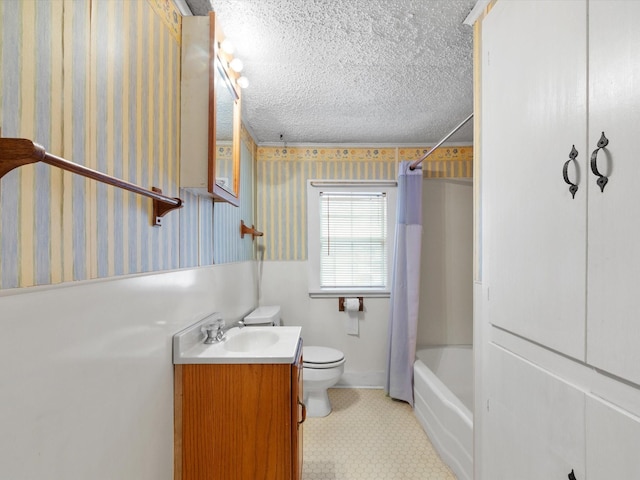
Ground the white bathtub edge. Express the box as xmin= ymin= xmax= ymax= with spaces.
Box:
xmin=413 ymin=346 xmax=474 ymax=480
xmin=415 ymin=389 xmax=472 ymax=480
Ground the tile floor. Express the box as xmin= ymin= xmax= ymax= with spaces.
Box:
xmin=302 ymin=388 xmax=456 ymax=480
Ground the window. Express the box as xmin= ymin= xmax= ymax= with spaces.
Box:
xmin=307 ymin=181 xmax=397 ymax=297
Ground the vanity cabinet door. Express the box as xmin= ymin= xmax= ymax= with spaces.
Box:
xmin=176 ymin=363 xmax=294 ymax=480
xmin=291 ymin=342 xmax=304 ymax=480
xmin=482 ymin=0 xmax=588 ymax=359
xmin=586 ymin=0 xmax=640 ymax=386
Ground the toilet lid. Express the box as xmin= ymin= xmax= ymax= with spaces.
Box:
xmin=303 ymin=346 xmax=345 ymax=369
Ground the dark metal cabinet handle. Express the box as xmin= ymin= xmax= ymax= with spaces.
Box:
xmin=563 ymin=145 xmax=579 ymax=199
xmin=298 ymin=399 xmax=307 ymax=426
xmin=590 ymin=132 xmax=610 ymax=192
xmin=568 ymin=469 xmax=577 ymax=480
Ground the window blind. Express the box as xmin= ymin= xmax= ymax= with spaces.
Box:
xmin=319 ymin=192 xmax=388 ymax=288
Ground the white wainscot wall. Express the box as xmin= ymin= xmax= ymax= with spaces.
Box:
xmin=258 ymin=260 xmax=389 ymax=387
xmin=0 ymin=262 xmax=258 ymax=480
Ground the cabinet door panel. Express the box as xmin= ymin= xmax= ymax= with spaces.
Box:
xmin=587 ymin=396 xmax=640 ymax=478
xmin=485 ymin=344 xmax=586 ymax=479
xmin=482 ymin=0 xmax=587 ymax=358
xmin=587 ymin=0 xmax=640 ymax=385
xmin=180 ymin=364 xmax=292 ymax=480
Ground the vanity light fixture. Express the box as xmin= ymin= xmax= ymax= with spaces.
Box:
xmin=220 ymin=38 xmax=235 ymax=55
xmin=216 ymin=34 xmax=248 ymax=88
xmin=229 ymin=58 xmax=244 ymax=73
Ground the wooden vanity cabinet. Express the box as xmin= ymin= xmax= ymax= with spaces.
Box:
xmin=174 ymin=340 xmax=304 ymax=480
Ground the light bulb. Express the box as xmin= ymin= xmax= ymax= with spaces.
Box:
xmin=229 ymin=58 xmax=244 ymax=73
xmin=220 ymin=39 xmax=235 ymax=55
xmin=237 ymin=76 xmax=249 ymax=89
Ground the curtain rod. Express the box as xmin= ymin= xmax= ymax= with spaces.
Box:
xmin=409 ymin=113 xmax=474 ymax=170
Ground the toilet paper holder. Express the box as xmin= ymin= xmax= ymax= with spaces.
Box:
xmin=338 ymin=297 xmax=364 ymax=312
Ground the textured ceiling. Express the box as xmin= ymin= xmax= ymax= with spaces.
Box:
xmin=184 ymin=0 xmax=476 ymax=145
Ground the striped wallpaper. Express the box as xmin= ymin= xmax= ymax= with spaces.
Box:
xmin=180 ymin=128 xmax=256 ymax=267
xmin=0 ymin=0 xmax=471 ymax=287
xmin=213 ymin=133 xmax=256 ymax=264
xmin=256 ymin=145 xmax=472 ymax=261
xmin=0 ymin=0 xmax=255 ymax=290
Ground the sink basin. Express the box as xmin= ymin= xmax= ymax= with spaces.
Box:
xmin=172 ymin=316 xmax=302 ymax=364
xmin=224 ymin=330 xmax=279 ymax=352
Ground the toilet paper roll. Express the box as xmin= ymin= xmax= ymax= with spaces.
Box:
xmin=344 ymin=298 xmax=359 ymax=335
xmin=344 ymin=298 xmax=360 ymax=312
xmin=346 ymin=310 xmax=359 ymax=336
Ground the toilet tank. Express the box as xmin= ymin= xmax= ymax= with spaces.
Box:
xmin=244 ymin=305 xmax=281 ymax=326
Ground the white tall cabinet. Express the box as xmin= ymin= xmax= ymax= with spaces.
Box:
xmin=481 ymin=0 xmax=640 ymax=478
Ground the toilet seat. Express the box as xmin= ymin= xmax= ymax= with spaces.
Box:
xmin=303 ymin=346 xmax=345 ymax=369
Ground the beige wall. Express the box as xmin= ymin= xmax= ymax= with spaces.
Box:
xmin=418 ymin=178 xmax=473 ymax=346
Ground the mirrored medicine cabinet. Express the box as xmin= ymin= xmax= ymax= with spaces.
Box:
xmin=180 ymin=11 xmax=241 ymax=206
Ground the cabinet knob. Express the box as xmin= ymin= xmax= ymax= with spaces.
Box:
xmin=568 ymin=469 xmax=577 ymax=480
xmin=563 ymin=145 xmax=579 ymax=199
xmin=590 ymin=131 xmax=610 ymax=192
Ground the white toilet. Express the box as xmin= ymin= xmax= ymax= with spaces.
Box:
xmin=244 ymin=306 xmax=346 ymax=418
xmin=302 ymin=346 xmax=346 ymax=417
xmin=243 ymin=305 xmax=282 ymax=326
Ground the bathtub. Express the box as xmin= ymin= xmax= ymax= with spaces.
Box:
xmin=413 ymin=345 xmax=473 ymax=480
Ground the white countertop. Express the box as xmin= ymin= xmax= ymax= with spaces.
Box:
xmin=173 ymin=317 xmax=302 ymax=364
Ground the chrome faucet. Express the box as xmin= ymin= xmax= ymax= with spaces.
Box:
xmin=203 ymin=318 xmax=245 ymax=344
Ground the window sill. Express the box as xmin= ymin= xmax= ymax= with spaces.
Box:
xmin=308 ymin=290 xmax=390 ymax=299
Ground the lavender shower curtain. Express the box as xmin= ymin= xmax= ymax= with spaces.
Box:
xmin=385 ymin=161 xmax=423 ymax=406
